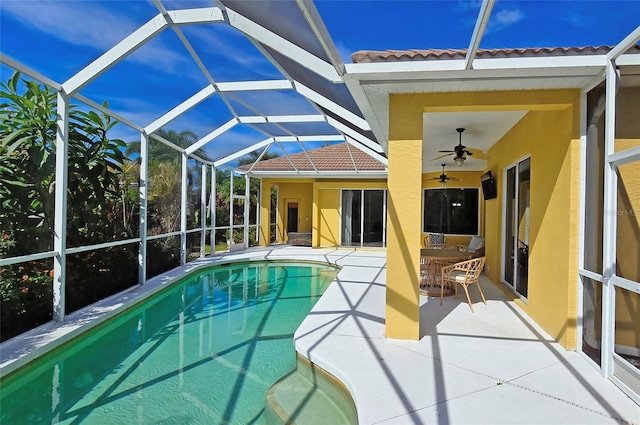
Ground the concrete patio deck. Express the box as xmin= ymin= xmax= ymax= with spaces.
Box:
xmin=266 ymin=247 xmax=638 ymax=425
xmin=2 ymin=246 xmax=638 ymax=424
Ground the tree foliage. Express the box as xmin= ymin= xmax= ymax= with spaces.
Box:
xmin=0 ymin=72 xmax=136 ymax=341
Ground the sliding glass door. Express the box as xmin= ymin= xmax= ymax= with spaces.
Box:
xmin=503 ymin=157 xmax=531 ymax=298
xmin=341 ymin=190 xmax=386 ymax=247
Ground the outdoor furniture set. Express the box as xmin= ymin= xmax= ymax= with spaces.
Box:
xmin=420 ymin=233 xmax=487 ymax=312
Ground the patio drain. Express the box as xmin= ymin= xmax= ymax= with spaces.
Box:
xmin=395 ymin=345 xmax=636 ymax=425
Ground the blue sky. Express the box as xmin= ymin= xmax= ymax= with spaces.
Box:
xmin=1 ymin=0 xmax=638 ymax=162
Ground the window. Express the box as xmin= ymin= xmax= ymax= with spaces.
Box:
xmin=423 ymin=188 xmax=479 ymax=235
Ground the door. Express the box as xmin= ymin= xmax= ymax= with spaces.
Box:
xmin=503 ymin=157 xmax=530 ymax=298
xmin=363 ymin=190 xmax=385 ymax=247
xmin=341 ymin=190 xmax=361 ymax=246
xmin=341 ymin=189 xmax=386 ymax=247
xmin=286 ymin=203 xmax=298 ymax=233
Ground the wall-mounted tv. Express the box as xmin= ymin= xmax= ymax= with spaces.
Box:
xmin=481 ymin=171 xmax=497 ymax=200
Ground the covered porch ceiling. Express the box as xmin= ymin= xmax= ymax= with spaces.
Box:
xmin=422 ymin=111 xmax=527 ymax=173
xmin=2 ymin=1 xmax=640 ymax=176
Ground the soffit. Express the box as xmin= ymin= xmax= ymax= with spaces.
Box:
xmin=346 ymin=45 xmax=640 ymax=157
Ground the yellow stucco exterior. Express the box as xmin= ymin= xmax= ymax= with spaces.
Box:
xmin=259 ymin=178 xmax=387 ymax=248
xmin=313 ymin=180 xmax=387 ymax=247
xmin=388 ymin=89 xmax=582 ymax=349
xmin=485 ymin=107 xmax=581 ymax=349
xmin=385 ymin=140 xmax=422 ymax=340
xmin=255 ymin=90 xmax=638 ymax=354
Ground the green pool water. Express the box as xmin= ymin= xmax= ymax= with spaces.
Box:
xmin=0 ymin=261 xmax=338 ymax=424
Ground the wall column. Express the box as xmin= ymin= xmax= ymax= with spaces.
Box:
xmin=312 ymin=183 xmax=320 ymax=247
xmin=259 ymin=179 xmax=271 ymax=246
xmin=385 ymin=139 xmax=423 ymax=340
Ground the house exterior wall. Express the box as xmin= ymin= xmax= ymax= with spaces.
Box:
xmin=312 ymin=180 xmax=387 ymax=248
xmin=259 ymin=179 xmax=387 ymax=248
xmin=485 ymin=106 xmax=581 ymax=349
xmin=388 ymin=89 xmax=582 ymax=349
xmin=259 ymin=179 xmax=313 ymax=244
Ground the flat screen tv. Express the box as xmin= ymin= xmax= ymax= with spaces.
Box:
xmin=481 ymin=171 xmax=497 ymax=200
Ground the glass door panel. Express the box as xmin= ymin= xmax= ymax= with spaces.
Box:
xmin=613 ymin=285 xmax=640 ymax=396
xmin=504 ymin=167 xmax=516 ymax=287
xmin=363 ymin=190 xmax=384 ymax=247
xmin=341 ymin=190 xmax=362 ymax=246
xmin=613 ymin=155 xmax=640 ymax=399
xmin=503 ymin=158 xmax=530 ymax=298
xmin=341 ymin=190 xmax=386 ymax=247
xmin=581 ymin=276 xmax=603 ymax=366
xmin=516 ymin=158 xmax=531 ymax=297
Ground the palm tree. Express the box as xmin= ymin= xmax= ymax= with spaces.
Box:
xmin=125 ymin=129 xmax=211 ymax=163
xmin=237 ymin=150 xmax=279 ymax=166
xmin=147 ymin=161 xmax=182 ymax=235
xmin=237 ymin=150 xmax=280 ymax=211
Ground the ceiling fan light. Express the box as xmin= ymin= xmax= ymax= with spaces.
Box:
xmin=440 ymin=180 xmax=446 ymax=187
xmin=454 ymin=156 xmax=465 ymax=167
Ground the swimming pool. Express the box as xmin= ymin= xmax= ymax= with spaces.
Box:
xmin=0 ymin=261 xmax=338 ymax=424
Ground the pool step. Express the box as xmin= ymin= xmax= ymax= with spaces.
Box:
xmin=264 ymin=356 xmax=357 ymax=425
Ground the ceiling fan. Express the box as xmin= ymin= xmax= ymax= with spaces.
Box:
xmin=432 ymin=128 xmax=491 ymax=166
xmin=427 ymin=164 xmax=462 ymax=187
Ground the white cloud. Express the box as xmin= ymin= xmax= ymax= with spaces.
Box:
xmin=2 ymin=1 xmax=191 ymax=74
xmin=486 ymin=8 xmax=525 ymax=34
xmin=494 ymin=9 xmax=524 ymax=26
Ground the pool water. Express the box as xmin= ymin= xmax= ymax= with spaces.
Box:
xmin=0 ymin=261 xmax=338 ymax=424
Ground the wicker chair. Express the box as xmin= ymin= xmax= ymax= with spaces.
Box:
xmin=424 ymin=233 xmax=447 ymax=249
xmin=440 ymin=257 xmax=487 ymax=312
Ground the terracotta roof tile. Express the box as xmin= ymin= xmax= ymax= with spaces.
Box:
xmin=351 ymin=45 xmax=640 ymax=63
xmin=239 ymin=143 xmax=386 ymax=172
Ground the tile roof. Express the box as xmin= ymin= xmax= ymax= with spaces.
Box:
xmin=351 ymin=45 xmax=640 ymax=63
xmin=239 ymin=143 xmax=386 ymax=172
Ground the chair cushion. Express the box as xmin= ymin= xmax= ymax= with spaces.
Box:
xmin=449 ymin=271 xmax=469 ymax=282
xmin=430 ymin=233 xmax=445 ymax=245
xmin=468 ymin=236 xmax=485 ymax=252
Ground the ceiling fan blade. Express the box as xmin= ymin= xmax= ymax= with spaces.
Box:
xmin=449 ymin=177 xmax=462 ymax=182
xmin=431 ymin=153 xmax=453 ymax=161
xmin=437 ymin=150 xmax=456 ymax=153
xmin=466 ymin=148 xmax=491 ymax=160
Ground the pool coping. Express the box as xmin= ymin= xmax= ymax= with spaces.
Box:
xmin=0 ymin=246 xmax=362 ymax=378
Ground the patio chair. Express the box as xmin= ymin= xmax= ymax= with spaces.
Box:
xmin=424 ymin=233 xmax=447 ymax=249
xmin=440 ymin=256 xmax=487 ymax=312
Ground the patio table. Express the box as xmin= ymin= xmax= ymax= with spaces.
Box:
xmin=420 ymin=248 xmax=473 ymax=296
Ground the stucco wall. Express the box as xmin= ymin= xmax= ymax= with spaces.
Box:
xmin=485 ymin=106 xmax=581 ymax=349
xmin=313 ymin=181 xmax=388 ymax=247
xmin=389 ymin=89 xmax=581 ymax=349
xmin=259 ymin=179 xmax=388 ymax=248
